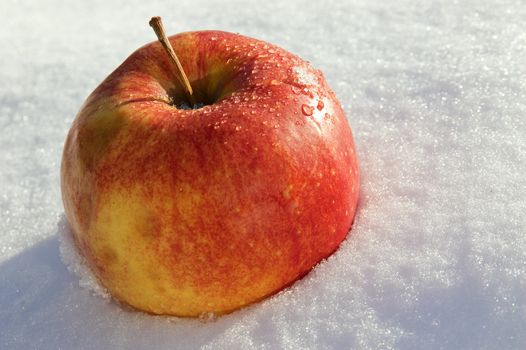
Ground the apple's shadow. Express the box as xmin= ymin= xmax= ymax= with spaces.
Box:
xmin=0 ymin=218 xmax=235 ymax=350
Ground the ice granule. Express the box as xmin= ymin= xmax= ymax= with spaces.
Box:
xmin=293 ymin=65 xmax=318 ymax=86
xmin=57 ymin=216 xmax=110 ymax=299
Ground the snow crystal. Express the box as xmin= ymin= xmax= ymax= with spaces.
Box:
xmin=293 ymin=65 xmax=318 ymax=86
xmin=57 ymin=217 xmax=110 ymax=299
xmin=1 ymin=0 xmax=526 ymax=349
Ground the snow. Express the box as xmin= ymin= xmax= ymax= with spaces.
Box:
xmin=1 ymin=0 xmax=525 ymax=348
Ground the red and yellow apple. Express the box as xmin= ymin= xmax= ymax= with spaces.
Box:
xmin=61 ymin=30 xmax=360 ymax=317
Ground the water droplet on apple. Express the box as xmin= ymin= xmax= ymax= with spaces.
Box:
xmin=251 ymin=110 xmax=257 ymax=115
xmin=291 ymin=86 xmax=300 ymax=94
xmin=268 ymin=49 xmax=275 ymax=53
xmin=210 ymin=36 xmax=217 ymax=41
xmin=269 ymin=107 xmax=276 ymax=112
xmin=270 ymin=79 xmax=280 ymax=86
xmin=301 ymin=104 xmax=314 ymax=116
xmin=235 ymin=125 xmax=242 ymax=131
xmin=317 ymin=100 xmax=324 ymax=110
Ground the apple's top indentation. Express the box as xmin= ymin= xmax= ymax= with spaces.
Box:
xmin=85 ymin=30 xmax=338 ymax=121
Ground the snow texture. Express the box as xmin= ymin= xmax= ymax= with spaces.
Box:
xmin=1 ymin=0 xmax=526 ymax=349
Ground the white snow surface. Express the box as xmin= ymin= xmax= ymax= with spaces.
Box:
xmin=1 ymin=0 xmax=526 ymax=349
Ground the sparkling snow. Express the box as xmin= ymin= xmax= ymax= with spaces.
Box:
xmin=1 ymin=0 xmax=526 ymax=349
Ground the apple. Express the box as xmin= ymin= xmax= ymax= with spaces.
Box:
xmin=61 ymin=25 xmax=360 ymax=317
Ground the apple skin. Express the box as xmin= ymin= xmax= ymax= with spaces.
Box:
xmin=61 ymin=30 xmax=360 ymax=317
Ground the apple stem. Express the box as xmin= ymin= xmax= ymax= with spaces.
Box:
xmin=149 ymin=16 xmax=195 ymax=105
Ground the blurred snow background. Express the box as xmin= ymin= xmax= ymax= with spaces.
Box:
xmin=1 ymin=0 xmax=525 ymax=348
